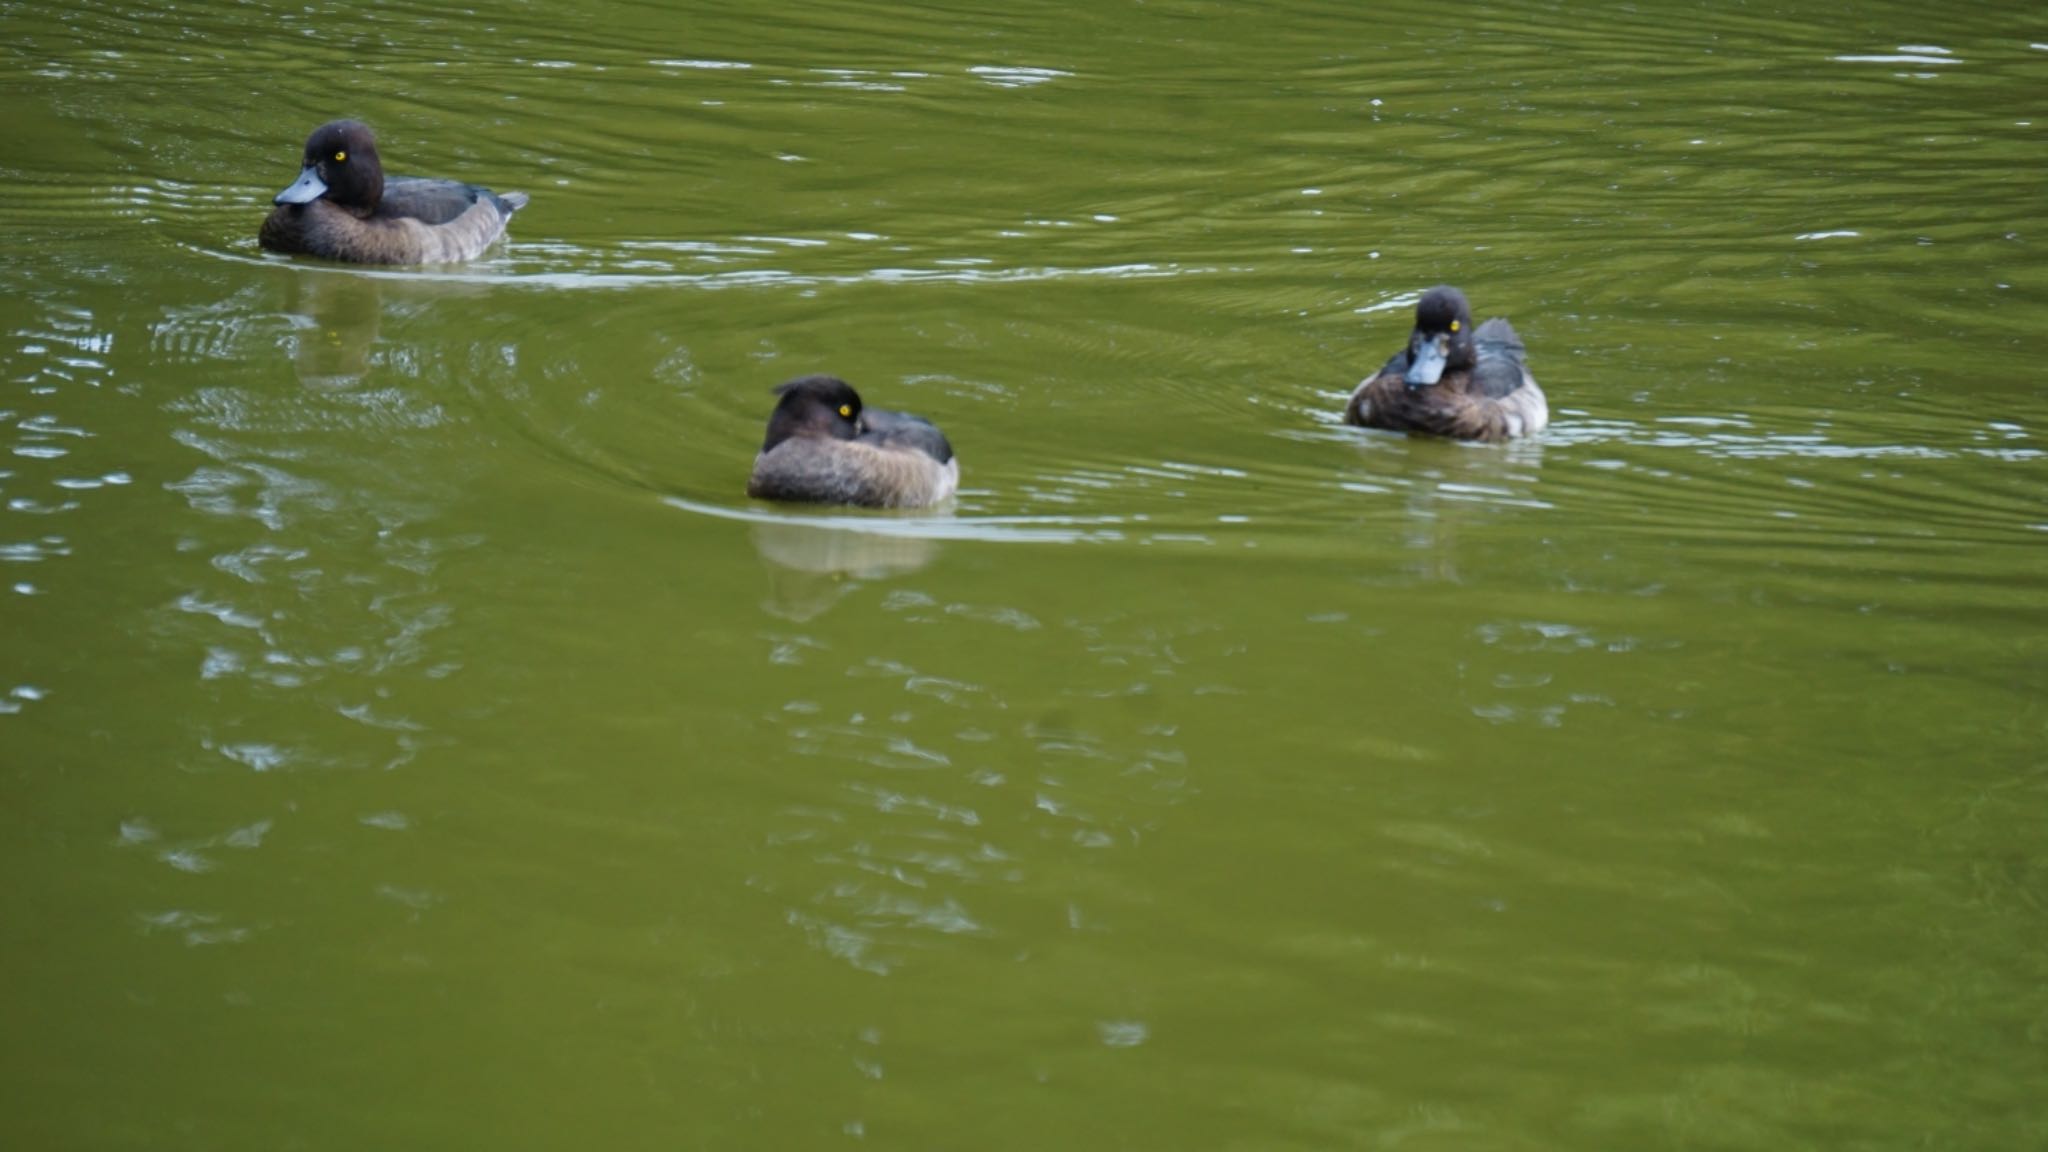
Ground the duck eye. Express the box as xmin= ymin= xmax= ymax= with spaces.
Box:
xmin=333 ymin=151 xmax=347 ymax=162
xmin=838 ymin=404 xmax=853 ymax=419
xmin=1449 ymin=320 xmax=1460 ymax=333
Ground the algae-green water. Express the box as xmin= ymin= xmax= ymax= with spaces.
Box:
xmin=4 ymin=1 xmax=2046 ymax=1147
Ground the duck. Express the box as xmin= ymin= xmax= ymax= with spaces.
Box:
xmin=1344 ymin=286 xmax=1548 ymax=442
xmin=258 ymin=120 xmax=528 ymax=264
xmin=747 ymin=375 xmax=960 ymax=509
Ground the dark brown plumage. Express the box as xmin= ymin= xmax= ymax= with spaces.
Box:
xmin=259 ymin=121 xmax=528 ymax=265
xmin=747 ymin=376 xmax=960 ymax=509
xmin=1344 ymin=286 xmax=1548 ymax=442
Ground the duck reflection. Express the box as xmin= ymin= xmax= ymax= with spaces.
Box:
xmin=1344 ymin=431 xmax=1552 ymax=584
xmin=751 ymin=519 xmax=939 ymax=621
xmin=1351 ymin=427 xmax=1549 ymax=506
xmin=280 ymin=270 xmax=383 ymax=389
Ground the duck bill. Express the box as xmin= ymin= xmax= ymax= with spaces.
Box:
xmin=273 ymin=166 xmax=328 ymax=206
xmin=1405 ymin=339 xmax=1447 ymax=387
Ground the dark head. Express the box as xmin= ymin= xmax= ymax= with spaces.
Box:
xmin=1403 ymin=286 xmax=1476 ymax=387
xmin=762 ymin=375 xmax=864 ymax=452
xmin=274 ymin=121 xmax=383 ymax=210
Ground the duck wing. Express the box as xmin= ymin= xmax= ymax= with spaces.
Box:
xmin=379 ymin=176 xmax=491 ymax=225
xmin=1469 ymin=317 xmax=1529 ymax=398
xmin=858 ymin=408 xmax=954 ymax=464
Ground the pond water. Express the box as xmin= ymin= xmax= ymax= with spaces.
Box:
xmin=3 ymin=0 xmax=2045 ymax=1147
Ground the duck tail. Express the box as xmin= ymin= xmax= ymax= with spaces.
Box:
xmin=499 ymin=190 xmax=530 ymax=213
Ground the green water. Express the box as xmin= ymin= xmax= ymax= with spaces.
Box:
xmin=4 ymin=0 xmax=2046 ymax=1146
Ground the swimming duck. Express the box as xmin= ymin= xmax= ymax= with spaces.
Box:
xmin=748 ymin=375 xmax=960 ymax=509
xmin=1344 ymin=286 xmax=1548 ymax=442
xmin=259 ymin=120 xmax=528 ymax=264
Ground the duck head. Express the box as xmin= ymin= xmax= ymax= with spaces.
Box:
xmin=763 ymin=375 xmax=864 ymax=452
xmin=1403 ymin=286 xmax=1476 ymax=388
xmin=274 ymin=120 xmax=384 ymax=211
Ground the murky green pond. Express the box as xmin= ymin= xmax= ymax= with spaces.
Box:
xmin=5 ymin=0 xmax=2046 ymax=1146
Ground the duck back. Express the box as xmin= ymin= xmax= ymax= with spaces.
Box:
xmin=857 ymin=408 xmax=955 ymax=464
xmin=1468 ymin=318 xmax=1528 ymax=398
xmin=377 ymin=176 xmax=500 ymax=224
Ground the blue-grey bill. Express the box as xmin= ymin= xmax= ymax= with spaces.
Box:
xmin=1405 ymin=341 xmax=1447 ymax=387
xmin=273 ymin=166 xmax=328 ymax=206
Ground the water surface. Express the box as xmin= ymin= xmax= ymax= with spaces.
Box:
xmin=4 ymin=0 xmax=2046 ymax=1147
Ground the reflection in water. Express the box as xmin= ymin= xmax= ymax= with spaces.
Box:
xmin=147 ymin=267 xmax=484 ymax=782
xmin=752 ymin=519 xmax=939 ymax=621
xmin=281 ymin=269 xmax=383 ymax=390
xmin=765 ymin=607 xmax=1196 ymax=980
xmin=1332 ymin=430 xmax=1551 ymax=583
xmin=1339 ymin=432 xmax=1550 ymax=508
xmin=3 ymin=298 xmax=121 ymax=730
xmin=153 ymin=263 xmax=513 ymax=397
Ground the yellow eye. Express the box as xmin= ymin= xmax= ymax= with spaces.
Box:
xmin=838 ymin=404 xmax=853 ymax=418
xmin=333 ymin=151 xmax=347 ymax=162
xmin=1449 ymin=320 xmax=1460 ymax=333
